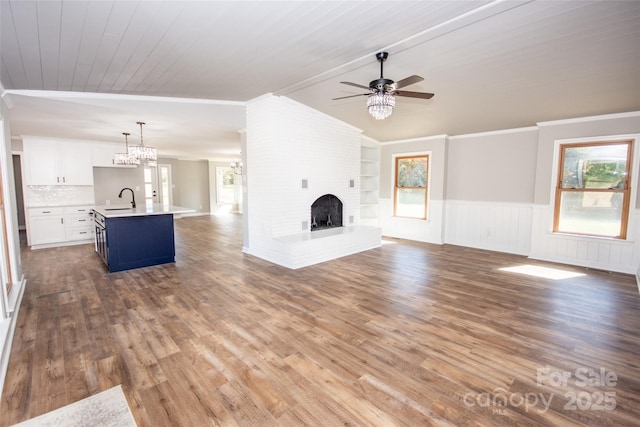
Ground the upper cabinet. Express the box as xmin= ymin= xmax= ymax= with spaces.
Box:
xmin=23 ymin=137 xmax=94 ymax=185
xmin=92 ymin=142 xmax=121 ymax=167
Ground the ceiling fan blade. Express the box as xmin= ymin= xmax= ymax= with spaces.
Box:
xmin=393 ymin=75 xmax=424 ymax=90
xmin=332 ymin=93 xmax=369 ymax=100
xmin=395 ymin=90 xmax=434 ymax=99
xmin=340 ymin=81 xmax=371 ymax=90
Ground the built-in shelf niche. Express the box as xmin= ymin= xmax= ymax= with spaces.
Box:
xmin=360 ymin=140 xmax=380 ymax=225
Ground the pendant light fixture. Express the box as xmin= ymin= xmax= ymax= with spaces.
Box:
xmin=113 ymin=132 xmax=140 ymax=166
xmin=230 ymin=160 xmax=243 ymax=175
xmin=129 ymin=121 xmax=157 ymax=161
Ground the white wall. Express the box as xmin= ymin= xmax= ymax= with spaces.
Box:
xmin=379 ymin=135 xmax=447 ymax=244
xmin=177 ymin=159 xmax=210 ymax=213
xmin=378 ymin=111 xmax=640 ymax=275
xmin=443 ymin=128 xmax=538 ymax=255
xmin=93 ymin=166 xmax=144 ymax=205
xmin=528 ymin=113 xmax=640 ymax=274
xmin=157 ymin=157 xmax=211 ymax=214
xmin=244 ymin=94 xmax=372 ymax=267
xmin=0 ymin=97 xmax=27 ymax=397
xmin=445 ymin=200 xmax=533 ymax=256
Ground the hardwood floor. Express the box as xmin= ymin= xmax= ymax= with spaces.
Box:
xmin=1 ymin=214 xmax=639 ymax=426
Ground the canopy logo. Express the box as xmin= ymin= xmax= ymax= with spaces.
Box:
xmin=463 ymin=387 xmax=553 ymax=414
xmin=463 ymin=365 xmax=617 ymax=415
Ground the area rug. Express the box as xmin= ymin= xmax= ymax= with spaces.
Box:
xmin=12 ymin=385 xmax=137 ymax=427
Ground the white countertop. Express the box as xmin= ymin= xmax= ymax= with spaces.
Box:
xmin=92 ymin=203 xmax=196 ymax=218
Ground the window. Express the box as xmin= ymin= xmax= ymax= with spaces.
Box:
xmin=159 ymin=164 xmax=172 ymax=208
xmin=143 ymin=165 xmax=157 ymax=208
xmin=394 ymin=155 xmax=429 ymax=219
xmin=554 ymin=140 xmax=633 ymax=239
xmin=216 ymin=167 xmax=236 ymax=204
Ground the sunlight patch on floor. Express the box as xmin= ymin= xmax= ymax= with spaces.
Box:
xmin=499 ymin=264 xmax=586 ymax=280
xmin=213 ymin=205 xmax=232 ymax=215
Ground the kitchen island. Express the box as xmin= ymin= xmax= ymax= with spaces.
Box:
xmin=92 ymin=204 xmax=195 ymax=272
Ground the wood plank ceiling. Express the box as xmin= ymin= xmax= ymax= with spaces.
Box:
xmin=1 ymin=0 xmax=639 ymax=160
xmin=1 ymin=1 xmax=487 ymax=99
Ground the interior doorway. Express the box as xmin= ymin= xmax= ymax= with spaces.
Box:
xmin=11 ymin=154 xmax=24 ymax=230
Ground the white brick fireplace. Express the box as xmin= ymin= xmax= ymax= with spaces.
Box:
xmin=243 ymin=94 xmax=381 ymax=269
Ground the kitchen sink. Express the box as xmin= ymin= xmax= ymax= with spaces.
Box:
xmin=105 ymin=207 xmax=133 ymax=211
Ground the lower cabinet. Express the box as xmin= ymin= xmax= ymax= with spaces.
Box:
xmin=28 ymin=208 xmax=66 ymax=245
xmin=103 ymin=214 xmax=175 ymax=272
xmin=27 ymin=205 xmax=94 ymax=247
xmin=64 ymin=206 xmax=94 ymax=242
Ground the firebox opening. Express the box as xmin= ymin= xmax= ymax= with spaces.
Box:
xmin=311 ymin=194 xmax=343 ymax=231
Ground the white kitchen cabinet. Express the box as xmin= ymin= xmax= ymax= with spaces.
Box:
xmin=27 ymin=205 xmax=94 ymax=247
xmin=92 ymin=142 xmax=120 ymax=167
xmin=63 ymin=206 xmax=94 ymax=241
xmin=27 ymin=207 xmax=65 ymax=245
xmin=23 ymin=138 xmax=93 ymax=185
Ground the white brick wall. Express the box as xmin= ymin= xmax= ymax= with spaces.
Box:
xmin=245 ymin=94 xmax=380 ymax=268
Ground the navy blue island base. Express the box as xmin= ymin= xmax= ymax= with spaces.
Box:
xmin=104 ymin=213 xmax=175 ymax=272
xmin=93 ymin=204 xmax=194 ymax=273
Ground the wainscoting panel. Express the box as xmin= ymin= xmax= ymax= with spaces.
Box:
xmin=444 ymin=200 xmax=533 ymax=255
xmin=379 ymin=199 xmax=444 ymax=244
xmin=529 ymin=205 xmax=640 ymax=274
xmin=381 ymin=198 xmax=639 ymax=276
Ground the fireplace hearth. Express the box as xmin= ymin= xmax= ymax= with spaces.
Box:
xmin=311 ymin=194 xmax=343 ymax=231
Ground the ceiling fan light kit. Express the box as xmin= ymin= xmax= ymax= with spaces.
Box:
xmin=334 ymin=51 xmax=434 ymax=120
xmin=367 ymin=92 xmax=396 ymax=120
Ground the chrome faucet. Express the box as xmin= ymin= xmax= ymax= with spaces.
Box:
xmin=118 ymin=187 xmax=136 ymax=208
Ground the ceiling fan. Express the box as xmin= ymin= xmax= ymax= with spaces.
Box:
xmin=333 ymin=52 xmax=434 ymax=120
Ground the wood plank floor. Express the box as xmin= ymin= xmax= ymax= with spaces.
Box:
xmin=1 ymin=214 xmax=639 ymax=426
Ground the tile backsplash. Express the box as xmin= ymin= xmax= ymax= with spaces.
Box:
xmin=26 ymin=185 xmax=95 ymax=207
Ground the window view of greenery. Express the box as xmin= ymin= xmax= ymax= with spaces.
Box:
xmin=556 ymin=142 xmax=631 ymax=238
xmin=561 ymin=144 xmax=628 ymax=189
xmin=395 ymin=156 xmax=428 ymax=219
xmin=217 ymin=167 xmax=236 ymax=204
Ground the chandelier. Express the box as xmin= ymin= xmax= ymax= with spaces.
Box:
xmin=367 ymin=92 xmax=395 ymax=120
xmin=230 ymin=160 xmax=243 ymax=175
xmin=129 ymin=121 xmax=157 ymax=161
xmin=113 ymin=132 xmax=140 ymax=166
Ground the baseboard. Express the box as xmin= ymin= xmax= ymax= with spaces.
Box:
xmin=30 ymin=239 xmax=93 ymax=250
xmin=176 ymin=212 xmax=210 ymax=218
